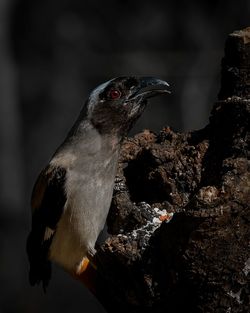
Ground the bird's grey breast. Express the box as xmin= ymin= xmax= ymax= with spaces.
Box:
xmin=59 ymin=128 xmax=120 ymax=245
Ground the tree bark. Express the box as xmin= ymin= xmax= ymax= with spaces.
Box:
xmin=95 ymin=27 xmax=250 ymax=313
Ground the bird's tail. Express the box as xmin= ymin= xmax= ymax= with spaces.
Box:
xmin=26 ymin=230 xmax=52 ymax=292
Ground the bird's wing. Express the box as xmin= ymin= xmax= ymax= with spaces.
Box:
xmin=26 ymin=165 xmax=67 ymax=291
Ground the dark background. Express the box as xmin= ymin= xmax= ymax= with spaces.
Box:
xmin=0 ymin=0 xmax=249 ymax=312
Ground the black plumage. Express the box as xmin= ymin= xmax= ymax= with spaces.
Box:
xmin=26 ymin=166 xmax=66 ymax=290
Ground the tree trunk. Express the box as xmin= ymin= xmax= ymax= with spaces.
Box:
xmin=95 ymin=27 xmax=250 ymax=313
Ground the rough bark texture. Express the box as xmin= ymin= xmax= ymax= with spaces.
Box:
xmin=95 ymin=28 xmax=250 ymax=313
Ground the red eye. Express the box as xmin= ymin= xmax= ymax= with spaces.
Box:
xmin=108 ymin=89 xmax=121 ymax=100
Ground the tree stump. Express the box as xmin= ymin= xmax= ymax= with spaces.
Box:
xmin=95 ymin=27 xmax=250 ymax=313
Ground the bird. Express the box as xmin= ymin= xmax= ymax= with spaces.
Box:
xmin=26 ymin=76 xmax=170 ymax=291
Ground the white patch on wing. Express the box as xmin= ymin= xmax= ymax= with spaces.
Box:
xmin=44 ymin=227 xmax=55 ymax=241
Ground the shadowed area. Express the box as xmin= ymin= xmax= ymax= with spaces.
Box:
xmin=0 ymin=1 xmax=249 ymax=312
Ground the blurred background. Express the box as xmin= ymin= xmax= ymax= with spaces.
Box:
xmin=0 ymin=0 xmax=249 ymax=312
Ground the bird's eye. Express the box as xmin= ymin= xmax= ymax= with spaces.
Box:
xmin=108 ymin=88 xmax=122 ymax=100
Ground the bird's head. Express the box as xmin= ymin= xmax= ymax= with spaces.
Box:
xmin=86 ymin=76 xmax=170 ymax=137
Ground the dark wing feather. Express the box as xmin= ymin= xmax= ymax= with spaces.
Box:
xmin=26 ymin=165 xmax=67 ymax=291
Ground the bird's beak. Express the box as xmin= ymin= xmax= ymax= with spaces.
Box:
xmin=129 ymin=77 xmax=171 ymax=101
